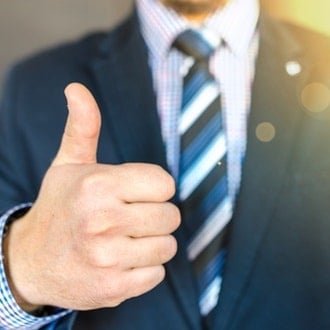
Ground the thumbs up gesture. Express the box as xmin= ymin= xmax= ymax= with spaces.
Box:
xmin=5 ymin=83 xmax=180 ymax=312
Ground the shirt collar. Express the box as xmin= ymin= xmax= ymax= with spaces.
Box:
xmin=207 ymin=0 xmax=260 ymax=55
xmin=136 ymin=0 xmax=188 ymax=59
xmin=136 ymin=0 xmax=260 ymax=59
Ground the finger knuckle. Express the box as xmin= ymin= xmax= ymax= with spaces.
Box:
xmin=78 ymin=217 xmax=97 ymax=237
xmin=131 ymin=266 xmax=165 ymax=298
xmin=156 ymin=236 xmax=177 ymax=263
xmin=161 ymin=172 xmax=176 ymax=200
xmin=78 ymin=172 xmax=102 ymax=196
xmin=147 ymin=165 xmax=175 ymax=200
xmin=88 ymin=245 xmax=120 ymax=269
xmin=167 ymin=203 xmax=181 ymax=231
xmin=154 ymin=265 xmax=166 ymax=283
xmin=166 ymin=235 xmax=178 ymax=259
xmin=94 ymin=275 xmax=125 ymax=306
xmin=104 ymin=277 xmax=127 ymax=305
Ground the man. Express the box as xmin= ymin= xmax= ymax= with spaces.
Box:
xmin=0 ymin=0 xmax=329 ymax=329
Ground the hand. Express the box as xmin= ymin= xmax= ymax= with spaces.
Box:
xmin=4 ymin=83 xmax=180 ymax=312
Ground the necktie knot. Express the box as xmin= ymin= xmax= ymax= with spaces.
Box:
xmin=173 ymin=29 xmax=219 ymax=61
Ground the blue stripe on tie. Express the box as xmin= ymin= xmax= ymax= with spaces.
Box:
xmin=198 ymin=249 xmax=227 ymax=294
xmin=187 ymin=176 xmax=227 ymax=236
xmin=180 ymin=114 xmax=221 ymax=173
xmin=182 ymin=69 xmax=209 ymax=109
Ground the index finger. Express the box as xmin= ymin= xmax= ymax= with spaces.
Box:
xmin=109 ymin=163 xmax=176 ymax=203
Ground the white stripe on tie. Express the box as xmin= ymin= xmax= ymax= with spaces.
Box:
xmin=179 ymin=133 xmax=226 ymax=201
xmin=199 ymin=276 xmax=222 ymax=316
xmin=187 ymin=196 xmax=233 ymax=260
xmin=179 ymin=82 xmax=219 ymax=135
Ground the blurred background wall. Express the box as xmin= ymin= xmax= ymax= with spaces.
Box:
xmin=0 ymin=0 xmax=329 ymax=91
xmin=263 ymin=1 xmax=330 ymax=36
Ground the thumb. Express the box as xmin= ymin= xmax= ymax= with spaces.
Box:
xmin=52 ymin=82 xmax=101 ymax=166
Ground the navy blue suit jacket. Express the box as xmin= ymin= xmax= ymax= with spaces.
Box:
xmin=0 ymin=11 xmax=330 ymax=330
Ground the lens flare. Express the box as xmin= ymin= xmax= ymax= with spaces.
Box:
xmin=301 ymin=82 xmax=330 ymax=113
xmin=255 ymin=122 xmax=276 ymax=143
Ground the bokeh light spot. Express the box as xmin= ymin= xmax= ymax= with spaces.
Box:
xmin=301 ymin=82 xmax=330 ymax=113
xmin=285 ymin=61 xmax=302 ymax=76
xmin=255 ymin=122 xmax=276 ymax=142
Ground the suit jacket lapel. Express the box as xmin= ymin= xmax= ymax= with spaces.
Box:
xmin=89 ymin=13 xmax=201 ymax=330
xmin=212 ymin=15 xmax=307 ymax=329
xmin=90 ymin=13 xmax=167 ymax=166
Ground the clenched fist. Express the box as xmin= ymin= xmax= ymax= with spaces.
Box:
xmin=4 ymin=83 xmax=180 ymax=312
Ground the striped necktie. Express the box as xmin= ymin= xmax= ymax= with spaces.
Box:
xmin=174 ymin=29 xmax=233 ymax=317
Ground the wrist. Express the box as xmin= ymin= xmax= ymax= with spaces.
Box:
xmin=2 ymin=208 xmax=44 ymax=314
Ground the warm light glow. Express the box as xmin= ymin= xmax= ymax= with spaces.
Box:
xmin=301 ymin=82 xmax=330 ymax=113
xmin=262 ymin=0 xmax=330 ymax=36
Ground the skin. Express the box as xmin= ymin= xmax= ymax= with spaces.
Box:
xmin=4 ymin=0 xmax=230 ymax=313
xmin=4 ymin=84 xmax=180 ymax=311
